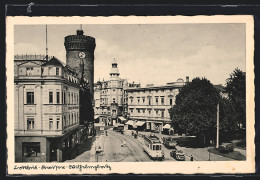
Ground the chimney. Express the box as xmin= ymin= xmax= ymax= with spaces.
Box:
xmin=186 ymin=76 xmax=189 ymax=82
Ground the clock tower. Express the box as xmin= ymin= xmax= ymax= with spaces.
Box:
xmin=64 ymin=29 xmax=96 ymax=97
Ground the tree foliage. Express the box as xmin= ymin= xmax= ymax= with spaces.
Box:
xmin=224 ymin=68 xmax=246 ymax=128
xmin=169 ymin=78 xmax=220 ymax=137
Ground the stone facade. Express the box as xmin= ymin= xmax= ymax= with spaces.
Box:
xmin=14 ymin=56 xmax=82 ymax=162
xmin=64 ymin=30 xmax=96 ymax=97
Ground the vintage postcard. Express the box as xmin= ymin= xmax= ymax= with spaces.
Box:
xmin=6 ymin=16 xmax=255 ymax=174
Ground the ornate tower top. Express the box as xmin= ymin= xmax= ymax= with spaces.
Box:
xmin=110 ymin=58 xmax=120 ymax=76
xmin=64 ymin=29 xmax=96 ymax=53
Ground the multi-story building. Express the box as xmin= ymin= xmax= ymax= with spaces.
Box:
xmin=94 ymin=59 xmax=138 ymax=125
xmin=126 ymin=78 xmax=188 ymax=133
xmin=14 ymin=28 xmax=96 ymax=162
xmin=14 ymin=56 xmax=81 ymax=162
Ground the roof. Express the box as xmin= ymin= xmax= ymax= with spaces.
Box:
xmin=110 ymin=67 xmax=119 ymax=74
xmin=42 ymin=57 xmax=64 ymax=67
xmin=112 ymin=58 xmax=117 ymax=64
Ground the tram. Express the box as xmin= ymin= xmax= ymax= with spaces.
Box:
xmin=143 ymin=134 xmax=164 ymax=160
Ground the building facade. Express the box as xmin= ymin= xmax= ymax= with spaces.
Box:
xmin=14 ymin=56 xmax=81 ymax=162
xmin=126 ymin=78 xmax=187 ymax=133
xmin=94 ymin=59 xmax=139 ymax=125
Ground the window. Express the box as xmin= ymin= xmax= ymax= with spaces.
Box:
xmin=63 ymin=115 xmax=66 ymax=128
xmin=26 ymin=92 xmax=34 ymax=104
xmin=155 ymin=97 xmax=158 ymax=104
xmin=149 ymin=110 xmax=151 ymax=114
xmin=26 ymin=67 xmax=33 ymax=76
xmin=156 ymin=110 xmax=158 ymax=114
xmin=143 ymin=109 xmax=145 ymax=113
xmin=56 ymin=68 xmax=60 ymax=76
xmin=57 ymin=118 xmax=60 ymax=129
xmin=113 ymin=98 xmax=115 ymax=103
xmin=68 ymin=93 xmax=70 ymax=104
xmin=22 ymin=142 xmax=40 ymax=157
xmin=49 ymin=92 xmax=53 ymax=104
xmin=161 ymin=89 xmax=164 ymax=92
xmin=137 ymin=98 xmax=140 ymax=104
xmin=161 ymin=97 xmax=164 ymax=105
xmin=49 ymin=118 xmax=53 ymax=130
xmin=148 ymin=98 xmax=151 ymax=105
xmin=138 ymin=109 xmax=140 ymax=113
xmin=142 ymin=98 xmax=145 ymax=103
xmin=170 ymin=99 xmax=173 ymax=105
xmin=56 ymin=92 xmax=60 ymax=104
xmin=48 ymin=67 xmax=53 ymax=75
xmin=130 ymin=109 xmax=133 ymax=113
xmin=63 ymin=91 xmax=66 ymax=104
xmin=161 ymin=111 xmax=164 ymax=117
xmin=27 ymin=118 xmax=34 ymax=130
xmin=72 ymin=114 xmax=74 ymax=124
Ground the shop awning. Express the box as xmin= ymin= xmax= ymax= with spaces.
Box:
xmin=135 ymin=121 xmax=146 ymax=126
xmin=125 ymin=120 xmax=135 ymax=126
xmin=94 ymin=115 xmax=99 ymax=119
xmin=118 ymin=116 xmax=127 ymax=121
xmin=163 ymin=124 xmax=171 ymax=129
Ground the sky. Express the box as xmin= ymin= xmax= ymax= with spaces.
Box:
xmin=14 ymin=24 xmax=246 ymax=87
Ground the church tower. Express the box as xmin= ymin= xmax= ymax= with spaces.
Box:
xmin=64 ymin=29 xmax=96 ymax=97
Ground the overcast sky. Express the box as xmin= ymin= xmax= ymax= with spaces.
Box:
xmin=14 ymin=24 xmax=245 ymax=87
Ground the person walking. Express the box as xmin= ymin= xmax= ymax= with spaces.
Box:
xmin=190 ymin=155 xmax=194 ymax=161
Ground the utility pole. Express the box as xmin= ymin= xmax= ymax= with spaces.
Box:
xmin=216 ymin=103 xmax=219 ymax=148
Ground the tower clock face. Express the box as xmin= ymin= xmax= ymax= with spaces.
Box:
xmin=78 ymin=52 xmax=86 ymax=59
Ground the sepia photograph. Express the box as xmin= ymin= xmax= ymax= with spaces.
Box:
xmin=6 ymin=16 xmax=255 ymax=174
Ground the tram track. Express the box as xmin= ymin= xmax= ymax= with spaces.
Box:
xmin=109 ymin=131 xmax=150 ymax=162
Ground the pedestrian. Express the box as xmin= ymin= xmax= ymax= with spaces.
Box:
xmin=190 ymin=155 xmax=193 ymax=161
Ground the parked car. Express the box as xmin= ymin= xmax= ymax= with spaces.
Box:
xmin=163 ymin=137 xmax=177 ymax=149
xmin=217 ymin=144 xmax=234 ymax=153
xmin=170 ymin=150 xmax=185 ymax=161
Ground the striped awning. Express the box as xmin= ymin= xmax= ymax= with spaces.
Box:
xmin=119 ymin=116 xmax=127 ymax=121
xmin=125 ymin=120 xmax=135 ymax=126
xmin=163 ymin=124 xmax=171 ymax=129
xmin=135 ymin=121 xmax=145 ymax=126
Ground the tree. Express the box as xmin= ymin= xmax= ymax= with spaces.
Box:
xmin=169 ymin=78 xmax=220 ymax=141
xmin=225 ymin=68 xmax=246 ymax=128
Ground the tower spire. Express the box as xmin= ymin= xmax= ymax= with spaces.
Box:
xmin=46 ymin=25 xmax=48 ymax=60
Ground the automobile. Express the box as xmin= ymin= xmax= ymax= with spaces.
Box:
xmin=217 ymin=144 xmax=234 ymax=153
xmin=170 ymin=150 xmax=185 ymax=161
xmin=163 ymin=137 xmax=177 ymax=149
xmin=95 ymin=146 xmax=103 ymax=153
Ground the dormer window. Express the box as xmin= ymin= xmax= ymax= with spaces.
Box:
xmin=56 ymin=68 xmax=60 ymax=76
xmin=48 ymin=67 xmax=53 ymax=76
xmin=26 ymin=67 xmax=33 ymax=76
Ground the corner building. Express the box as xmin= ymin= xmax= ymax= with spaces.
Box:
xmin=14 ymin=56 xmax=81 ymax=162
xmin=94 ymin=59 xmax=135 ymax=125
